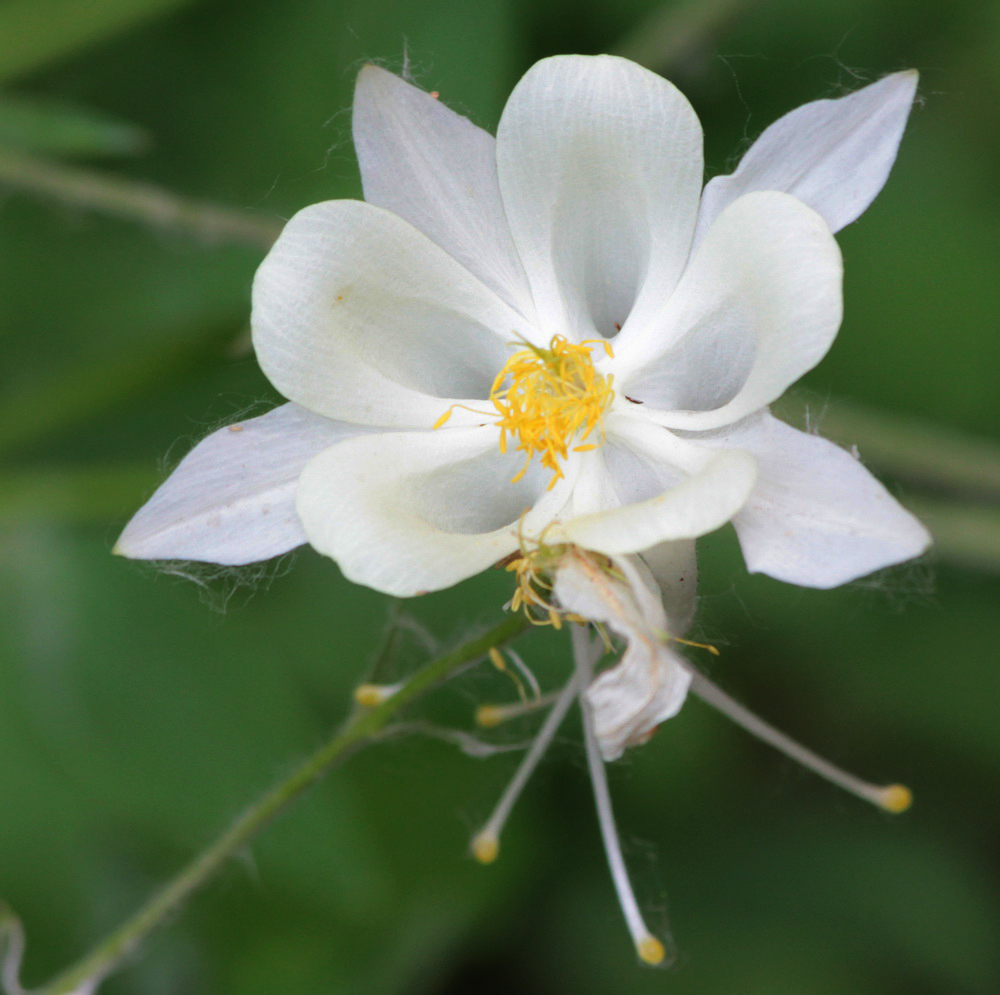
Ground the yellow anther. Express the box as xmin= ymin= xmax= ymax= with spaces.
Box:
xmin=879 ymin=783 xmax=913 ymax=814
xmin=488 ymin=646 xmax=531 ymax=702
xmin=476 ymin=705 xmax=506 ymax=729
xmin=637 ymin=935 xmax=666 ymax=966
xmin=490 ymin=334 xmax=614 ymax=489
xmin=674 ymin=636 xmax=721 ymax=656
xmin=471 ymin=832 xmax=499 ymax=864
xmin=353 ymin=682 xmax=401 ymax=707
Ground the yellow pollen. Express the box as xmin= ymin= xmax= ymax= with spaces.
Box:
xmin=490 ymin=335 xmax=614 ymax=489
xmin=353 ymin=683 xmax=399 ymax=707
xmin=879 ymin=783 xmax=913 ymax=814
xmin=471 ymin=832 xmax=499 ymax=864
xmin=637 ymin=935 xmax=666 ymax=966
xmin=475 ymin=705 xmax=506 ymax=729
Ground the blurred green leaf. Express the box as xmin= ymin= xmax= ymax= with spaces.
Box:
xmin=0 ymin=0 xmax=197 ymax=83
xmin=0 ymin=463 xmax=157 ymax=521
xmin=0 ymin=94 xmax=147 ymax=157
xmin=0 ymin=317 xmax=242 ymax=459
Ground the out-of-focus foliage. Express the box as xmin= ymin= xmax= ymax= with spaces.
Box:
xmin=0 ymin=1 xmax=998 ymax=993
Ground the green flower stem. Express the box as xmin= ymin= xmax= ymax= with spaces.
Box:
xmin=0 ymin=148 xmax=281 ymax=249
xmin=36 ymin=613 xmax=528 ymax=995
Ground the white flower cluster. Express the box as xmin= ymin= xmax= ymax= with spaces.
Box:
xmin=117 ymin=55 xmax=928 ymax=964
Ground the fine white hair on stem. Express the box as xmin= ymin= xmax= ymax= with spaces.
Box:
xmin=576 ymin=625 xmax=668 ymax=967
xmin=685 ymin=666 xmax=912 ymax=813
xmin=470 ymin=673 xmax=580 ymax=864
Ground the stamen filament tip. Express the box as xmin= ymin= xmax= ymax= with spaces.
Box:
xmin=471 ymin=831 xmax=500 ymax=864
xmin=637 ymin=935 xmax=666 ymax=966
xmin=879 ymin=783 xmax=913 ymax=814
xmin=476 ymin=705 xmax=505 ymax=729
xmin=353 ymin=682 xmax=400 ymax=707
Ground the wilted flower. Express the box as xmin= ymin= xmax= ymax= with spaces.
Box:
xmin=116 ymin=55 xmax=929 ymax=625
xmin=469 ymin=545 xmax=912 ymax=964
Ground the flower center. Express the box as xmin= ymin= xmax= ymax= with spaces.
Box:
xmin=490 ymin=335 xmax=614 ymax=489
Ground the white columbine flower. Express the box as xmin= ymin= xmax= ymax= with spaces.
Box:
xmin=114 ymin=57 xmax=930 ymax=964
xmin=116 ymin=55 xmax=929 ymax=625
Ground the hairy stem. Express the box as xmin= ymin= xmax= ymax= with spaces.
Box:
xmin=35 ymin=613 xmax=527 ymax=995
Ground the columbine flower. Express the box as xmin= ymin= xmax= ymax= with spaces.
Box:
xmin=116 ymin=55 xmax=929 ymax=617
xmin=469 ymin=545 xmax=912 ymax=965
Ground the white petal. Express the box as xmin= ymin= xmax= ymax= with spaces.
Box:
xmin=550 ymin=416 xmax=758 ymax=553
xmin=296 ymin=427 xmax=562 ymax=597
xmin=704 ymin=412 xmax=932 ymax=587
xmin=252 ymin=200 xmax=536 ymax=429
xmin=696 ymin=71 xmax=918 ymax=241
xmin=616 ymin=192 xmax=842 ymax=430
xmin=555 ymin=551 xmax=691 ymax=761
xmin=115 ymin=404 xmax=358 ymax=564
xmin=496 ymin=54 xmax=703 ymax=341
xmin=352 ymin=66 xmax=535 ymax=318
xmin=639 ymin=540 xmax=698 ymax=636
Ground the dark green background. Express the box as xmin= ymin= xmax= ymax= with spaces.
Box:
xmin=1 ymin=1 xmax=998 ymax=992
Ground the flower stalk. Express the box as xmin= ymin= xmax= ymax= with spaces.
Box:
xmin=0 ymin=147 xmax=281 ymax=249
xmin=31 ymin=613 xmax=527 ymax=995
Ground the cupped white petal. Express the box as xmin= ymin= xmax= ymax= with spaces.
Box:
xmin=696 ymin=71 xmax=918 ymax=242
xmin=550 ymin=415 xmax=758 ymax=553
xmin=615 ymin=192 xmax=842 ymax=430
xmin=555 ymin=550 xmax=691 ymax=761
xmin=296 ymin=427 xmax=562 ymax=596
xmin=496 ymin=54 xmax=703 ymax=341
xmin=252 ymin=200 xmax=537 ymax=429
xmin=115 ymin=404 xmax=359 ymax=564
xmin=353 ymin=66 xmax=535 ymax=318
xmin=702 ymin=412 xmax=931 ymax=587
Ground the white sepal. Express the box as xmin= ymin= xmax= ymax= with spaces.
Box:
xmin=696 ymin=71 xmax=918 ymax=241
xmin=703 ymin=412 xmax=932 ymax=587
xmin=115 ymin=404 xmax=358 ymax=565
xmin=353 ymin=65 xmax=535 ymax=318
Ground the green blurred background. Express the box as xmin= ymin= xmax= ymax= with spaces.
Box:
xmin=1 ymin=0 xmax=998 ymax=992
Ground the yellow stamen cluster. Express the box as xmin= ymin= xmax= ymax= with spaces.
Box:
xmin=502 ymin=543 xmax=566 ymax=627
xmin=491 ymin=335 xmax=615 ymax=489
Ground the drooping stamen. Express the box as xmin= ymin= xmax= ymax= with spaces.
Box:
xmin=353 ymin=681 xmax=405 ymax=707
xmin=576 ymin=626 xmax=668 ymax=966
xmin=685 ymin=667 xmax=912 ymax=814
xmin=488 ymin=646 xmax=541 ymax=704
xmin=490 ymin=335 xmax=615 ymax=490
xmin=471 ymin=676 xmax=580 ymax=864
xmin=476 ymin=690 xmax=562 ymax=729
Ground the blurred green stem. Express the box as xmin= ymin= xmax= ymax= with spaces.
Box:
xmin=34 ymin=613 xmax=527 ymax=995
xmin=778 ymin=398 xmax=1000 ymax=503
xmin=902 ymin=496 xmax=1000 ymax=574
xmin=614 ymin=0 xmax=756 ymax=72
xmin=0 ymin=148 xmax=281 ymax=249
